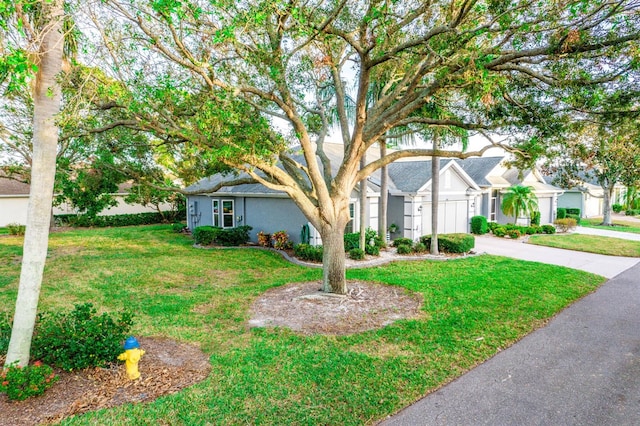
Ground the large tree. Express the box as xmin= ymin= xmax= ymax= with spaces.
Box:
xmin=548 ymin=119 xmax=640 ymax=225
xmin=80 ymin=0 xmax=640 ymax=294
xmin=3 ymin=0 xmax=65 ymax=367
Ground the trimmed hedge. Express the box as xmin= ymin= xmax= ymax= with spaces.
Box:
xmin=54 ymin=211 xmax=185 ymax=228
xmin=565 ymin=208 xmax=581 ymax=217
xmin=396 ymin=244 xmax=413 ymax=255
xmin=293 ymin=244 xmax=323 ymax=262
xmin=556 ymin=208 xmax=567 ymax=219
xmin=193 ymin=225 xmax=252 ymax=246
xmin=349 ymin=248 xmax=365 ymax=260
xmin=393 ymin=237 xmax=414 ymax=247
xmin=626 ymin=209 xmax=640 ymax=216
xmin=541 ymin=224 xmax=556 ymax=234
xmin=470 ymin=215 xmax=488 ymax=235
xmin=612 ymin=204 xmax=623 ymax=213
xmin=566 ymin=213 xmax=581 ymax=224
xmin=420 ymin=233 xmax=475 ymax=253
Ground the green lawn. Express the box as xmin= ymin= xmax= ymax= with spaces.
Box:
xmin=581 ymin=217 xmax=640 ymax=234
xmin=0 ymin=226 xmax=605 ymax=425
xmin=529 ymin=233 xmax=640 ymax=257
xmin=0 ymin=228 xmax=8 ymax=235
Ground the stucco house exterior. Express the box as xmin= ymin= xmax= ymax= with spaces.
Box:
xmin=0 ymin=177 xmax=174 ymax=227
xmin=543 ymin=174 xmax=626 ymax=218
xmin=184 ymin=145 xmax=563 ymax=244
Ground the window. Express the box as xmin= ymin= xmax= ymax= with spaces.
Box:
xmin=222 ymin=200 xmax=234 ymax=228
xmin=490 ymin=190 xmax=498 ymax=221
xmin=212 ymin=200 xmax=220 ymax=227
xmin=344 ymin=202 xmax=355 ymax=234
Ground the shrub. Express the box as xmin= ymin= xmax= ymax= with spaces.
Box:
xmin=6 ymin=223 xmax=26 ymax=236
xmin=393 ymin=237 xmax=413 ymax=247
xmin=193 ymin=225 xmax=252 ymax=246
xmin=171 ymin=222 xmax=186 ymax=233
xmin=193 ymin=226 xmax=220 ymax=245
xmin=612 ymin=203 xmax=623 ymax=213
xmin=30 ymin=303 xmax=133 ymax=371
xmin=506 ymin=229 xmax=521 ymax=239
xmin=272 ymin=230 xmax=293 ymax=250
xmin=541 ymin=224 xmax=556 ymax=234
xmin=293 ymin=244 xmax=323 ymax=262
xmin=626 ymin=209 xmax=640 ymax=217
xmin=487 ymin=221 xmax=500 ymax=232
xmin=1 ymin=361 xmax=59 ymax=401
xmin=470 ymin=215 xmax=488 ymax=235
xmin=525 ymin=225 xmax=539 ymax=235
xmin=0 ymin=313 xmax=10 ymax=354
xmin=257 ymin=231 xmax=271 ymax=247
xmin=556 ymin=208 xmax=567 ymax=219
xmin=413 ymin=242 xmax=427 ymax=253
xmin=493 ymin=226 xmax=507 ymax=237
xmin=54 ymin=211 xmax=184 ymax=228
xmin=345 ymin=228 xmax=384 ymax=252
xmin=421 ymin=233 xmax=475 ymax=253
xmin=554 ymin=218 xmax=577 ymax=233
xmin=349 ymin=248 xmax=365 ymax=260
xmin=530 ymin=211 xmax=541 ymax=226
xmin=365 ymin=244 xmax=380 ymax=256
xmin=566 ymin=213 xmax=581 ymax=224
xmin=565 ymin=208 xmax=581 ymax=217
xmin=396 ymin=244 xmax=413 ymax=255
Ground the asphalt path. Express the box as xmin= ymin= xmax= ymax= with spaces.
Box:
xmin=380 ymin=261 xmax=640 ymax=426
xmin=380 ymin=230 xmax=640 ymax=426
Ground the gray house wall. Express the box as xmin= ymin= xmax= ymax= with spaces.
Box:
xmin=387 ymin=195 xmax=404 ymax=240
xmin=244 ymin=197 xmax=309 ymax=244
xmin=187 ymin=195 xmax=213 ymax=230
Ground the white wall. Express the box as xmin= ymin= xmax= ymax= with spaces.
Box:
xmin=0 ymin=194 xmax=173 ymax=227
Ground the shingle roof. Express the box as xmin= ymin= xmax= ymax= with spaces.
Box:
xmin=0 ymin=177 xmax=30 ymax=195
xmin=454 ymin=157 xmax=503 ymax=187
xmin=386 ymin=159 xmax=454 ymax=193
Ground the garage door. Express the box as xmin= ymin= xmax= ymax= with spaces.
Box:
xmin=422 ymin=200 xmax=469 ymax=235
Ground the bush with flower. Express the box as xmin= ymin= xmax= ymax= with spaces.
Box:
xmin=1 ymin=361 xmax=59 ymax=401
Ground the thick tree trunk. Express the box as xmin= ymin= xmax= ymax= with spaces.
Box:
xmin=321 ymin=225 xmax=347 ymax=294
xmin=5 ymin=0 xmax=64 ymax=368
xmin=378 ymin=141 xmax=388 ymax=242
xmin=602 ymin=183 xmax=614 ymax=226
xmin=430 ymin=138 xmax=440 ymax=255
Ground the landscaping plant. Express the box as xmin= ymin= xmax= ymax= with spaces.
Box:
xmin=1 ymin=361 xmax=58 ymax=401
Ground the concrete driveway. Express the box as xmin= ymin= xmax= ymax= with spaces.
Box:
xmin=474 ymin=234 xmax=640 ymax=278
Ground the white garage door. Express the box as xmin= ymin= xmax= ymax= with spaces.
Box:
xmin=422 ymin=200 xmax=469 ymax=235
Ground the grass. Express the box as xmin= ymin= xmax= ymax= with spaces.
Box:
xmin=580 ymin=217 xmax=640 ymax=234
xmin=0 ymin=225 xmax=605 ymax=425
xmin=0 ymin=228 xmax=8 ymax=235
xmin=529 ymin=233 xmax=640 ymax=257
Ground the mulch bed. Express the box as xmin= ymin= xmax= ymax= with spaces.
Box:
xmin=0 ymin=337 xmax=211 ymax=426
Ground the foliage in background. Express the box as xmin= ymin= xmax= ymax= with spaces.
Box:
xmin=293 ymin=243 xmax=323 ymax=262
xmin=6 ymin=223 xmax=26 ymax=236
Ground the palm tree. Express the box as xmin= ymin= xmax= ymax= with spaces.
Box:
xmin=501 ymin=185 xmax=539 ymax=225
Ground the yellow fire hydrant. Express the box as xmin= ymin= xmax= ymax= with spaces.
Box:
xmin=118 ymin=336 xmax=145 ymax=380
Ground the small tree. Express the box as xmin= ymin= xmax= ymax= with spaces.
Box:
xmin=501 ymin=185 xmax=539 ymax=225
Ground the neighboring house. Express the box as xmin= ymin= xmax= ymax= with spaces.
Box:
xmin=0 ymin=178 xmax=174 ymax=227
xmin=458 ymin=158 xmax=564 ymax=226
xmin=184 ymin=145 xmax=564 ymax=244
xmin=543 ymin=174 xmax=625 ymax=218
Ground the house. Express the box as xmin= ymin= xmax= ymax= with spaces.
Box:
xmin=543 ymin=173 xmax=626 ymax=218
xmin=0 ymin=177 xmax=175 ymax=227
xmin=457 ymin=158 xmax=564 ymax=226
xmin=184 ymin=144 xmax=564 ymax=244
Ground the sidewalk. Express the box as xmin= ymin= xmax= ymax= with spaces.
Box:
xmin=380 ymin=261 xmax=640 ymax=426
xmin=473 ymin=234 xmax=640 ymax=278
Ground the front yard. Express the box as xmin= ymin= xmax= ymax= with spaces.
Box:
xmin=580 ymin=217 xmax=640 ymax=234
xmin=0 ymin=225 xmax=604 ymax=425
